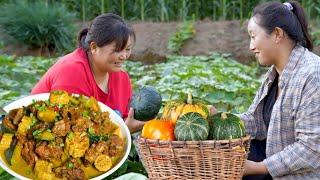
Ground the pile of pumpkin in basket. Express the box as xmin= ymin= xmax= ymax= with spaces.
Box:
xmin=131 ymin=87 xmax=251 ymax=180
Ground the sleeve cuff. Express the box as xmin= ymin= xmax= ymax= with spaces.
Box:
xmin=263 ymin=153 xmax=290 ymax=177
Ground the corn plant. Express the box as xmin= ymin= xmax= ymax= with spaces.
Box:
xmin=29 ymin=0 xmax=320 ymax=22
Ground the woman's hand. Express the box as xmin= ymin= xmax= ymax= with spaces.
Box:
xmin=125 ymin=108 xmax=146 ymax=133
xmin=243 ymin=160 xmax=269 ymax=176
xmin=208 ymin=105 xmax=218 ymax=115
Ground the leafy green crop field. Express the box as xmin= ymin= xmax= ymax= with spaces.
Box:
xmin=1 ymin=53 xmax=261 ymax=113
xmin=0 ymin=55 xmax=56 ymax=107
xmin=125 ymin=53 xmax=262 ymax=113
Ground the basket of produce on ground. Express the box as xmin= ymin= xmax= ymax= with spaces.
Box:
xmin=134 ymin=92 xmax=251 ymax=180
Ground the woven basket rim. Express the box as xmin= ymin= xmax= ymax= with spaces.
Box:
xmin=135 ymin=135 xmax=251 ymax=178
xmin=137 ymin=135 xmax=250 ymax=145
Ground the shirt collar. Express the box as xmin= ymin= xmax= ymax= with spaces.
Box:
xmin=278 ymin=45 xmax=305 ymax=89
xmin=266 ymin=66 xmax=278 ymax=85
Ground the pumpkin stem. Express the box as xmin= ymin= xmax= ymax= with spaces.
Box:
xmin=187 ymin=92 xmax=192 ymax=104
xmin=221 ymin=112 xmax=228 ymax=119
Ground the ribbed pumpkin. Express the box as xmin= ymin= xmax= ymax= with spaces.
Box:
xmin=208 ymin=112 xmax=246 ymax=140
xmin=174 ymin=112 xmax=209 ymax=141
xmin=130 ymin=86 xmax=162 ymax=121
xmin=162 ymin=93 xmax=209 ymax=125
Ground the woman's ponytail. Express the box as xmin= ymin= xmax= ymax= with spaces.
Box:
xmin=290 ymin=1 xmax=313 ymax=51
xmin=77 ymin=28 xmax=89 ymax=50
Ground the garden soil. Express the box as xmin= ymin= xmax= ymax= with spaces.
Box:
xmin=1 ymin=20 xmax=320 ymax=65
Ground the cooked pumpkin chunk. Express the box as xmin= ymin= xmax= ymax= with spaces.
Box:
xmin=0 ymin=133 xmax=13 ymax=150
xmin=85 ymin=96 xmax=100 ymax=112
xmin=65 ymin=132 xmax=90 ymax=158
xmin=34 ymin=160 xmax=56 ymax=180
xmin=37 ymin=109 xmax=57 ymax=123
xmin=17 ymin=116 xmax=33 ymax=136
xmin=49 ymin=90 xmax=70 ymax=105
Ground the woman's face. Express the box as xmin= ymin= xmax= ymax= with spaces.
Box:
xmin=90 ymin=36 xmax=133 ymax=73
xmin=248 ymin=17 xmax=276 ymax=66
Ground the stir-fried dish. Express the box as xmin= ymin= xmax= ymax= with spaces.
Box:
xmin=0 ymin=91 xmax=126 ymax=180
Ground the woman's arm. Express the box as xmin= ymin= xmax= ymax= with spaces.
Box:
xmin=262 ymin=74 xmax=320 ymax=177
xmin=244 ymin=160 xmax=269 ymax=175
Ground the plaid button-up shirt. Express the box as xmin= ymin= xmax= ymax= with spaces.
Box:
xmin=240 ymin=45 xmax=320 ymax=179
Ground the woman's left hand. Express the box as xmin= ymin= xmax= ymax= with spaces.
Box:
xmin=243 ymin=160 xmax=269 ymax=176
xmin=125 ymin=108 xmax=146 ymax=133
xmin=209 ymin=105 xmax=218 ymax=115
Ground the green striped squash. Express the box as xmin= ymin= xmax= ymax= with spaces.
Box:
xmin=209 ymin=112 xmax=246 ymax=140
xmin=174 ymin=112 xmax=209 ymax=141
xmin=130 ymin=86 xmax=162 ymax=121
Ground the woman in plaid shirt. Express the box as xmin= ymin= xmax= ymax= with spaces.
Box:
xmin=241 ymin=1 xmax=320 ymax=179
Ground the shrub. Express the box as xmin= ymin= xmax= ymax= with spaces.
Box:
xmin=0 ymin=1 xmax=76 ymax=53
xmin=167 ymin=21 xmax=196 ymax=54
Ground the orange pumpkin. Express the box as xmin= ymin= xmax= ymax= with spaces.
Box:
xmin=162 ymin=93 xmax=209 ymax=125
xmin=141 ymin=119 xmax=175 ymax=140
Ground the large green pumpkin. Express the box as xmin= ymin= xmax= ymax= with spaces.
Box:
xmin=174 ymin=112 xmax=209 ymax=141
xmin=130 ymin=86 xmax=162 ymax=121
xmin=209 ymin=112 xmax=246 ymax=140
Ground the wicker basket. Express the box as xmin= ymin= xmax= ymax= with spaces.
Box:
xmin=134 ymin=135 xmax=250 ymax=180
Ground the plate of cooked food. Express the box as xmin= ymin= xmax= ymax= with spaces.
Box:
xmin=0 ymin=90 xmax=131 ymax=180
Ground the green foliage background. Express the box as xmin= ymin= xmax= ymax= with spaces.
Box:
xmin=5 ymin=0 xmax=319 ymax=22
xmin=0 ymin=53 xmax=261 ymax=112
xmin=0 ymin=55 xmax=56 ymax=106
xmin=125 ymin=54 xmax=261 ymax=113
xmin=0 ymin=1 xmax=76 ymax=53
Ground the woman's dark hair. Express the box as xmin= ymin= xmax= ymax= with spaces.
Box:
xmin=77 ymin=13 xmax=136 ymax=52
xmin=252 ymin=1 xmax=313 ymax=51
